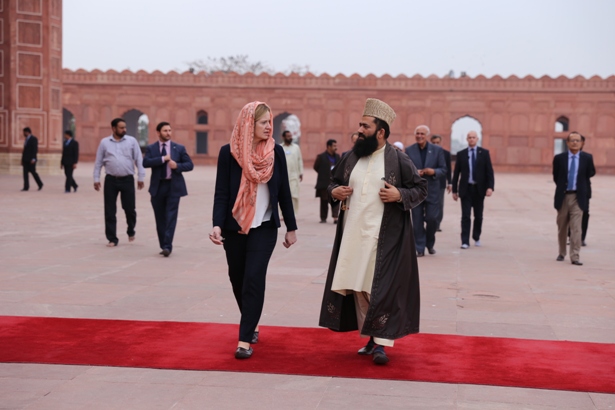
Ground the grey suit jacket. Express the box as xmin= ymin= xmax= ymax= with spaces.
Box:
xmin=405 ymin=142 xmax=446 ymax=203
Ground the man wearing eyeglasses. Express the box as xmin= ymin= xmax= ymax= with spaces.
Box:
xmin=552 ymin=132 xmax=595 ymax=266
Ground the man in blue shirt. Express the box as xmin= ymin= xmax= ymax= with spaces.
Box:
xmin=552 ymin=132 xmax=595 ymax=265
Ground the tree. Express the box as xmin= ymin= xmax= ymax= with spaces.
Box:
xmin=186 ymin=55 xmax=313 ymax=76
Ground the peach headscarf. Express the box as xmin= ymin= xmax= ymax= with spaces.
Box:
xmin=230 ymin=101 xmax=275 ymax=234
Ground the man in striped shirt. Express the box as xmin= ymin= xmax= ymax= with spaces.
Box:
xmin=93 ymin=118 xmax=146 ymax=247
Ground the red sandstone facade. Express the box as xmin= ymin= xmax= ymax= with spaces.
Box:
xmin=61 ymin=70 xmax=615 ymax=173
xmin=1 ymin=1 xmax=614 ymax=174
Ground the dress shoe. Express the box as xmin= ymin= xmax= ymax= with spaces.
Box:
xmin=251 ymin=331 xmax=259 ymax=344
xmin=38 ymin=184 xmax=43 ymax=191
xmin=234 ymin=346 xmax=253 ymax=359
xmin=556 ymin=255 xmax=564 ymax=262
xmin=416 ymin=251 xmax=424 ymax=257
xmin=161 ymin=249 xmax=171 ymax=257
xmin=436 ymin=228 xmax=442 ymax=232
xmin=427 ymin=248 xmax=436 ymax=255
xmin=20 ymin=188 xmax=28 ymax=191
xmin=372 ymin=346 xmax=389 ymax=365
xmin=357 ymin=339 xmax=376 ymax=355
xmin=319 ymin=220 xmax=326 ymax=224
xmin=571 ymin=260 xmax=583 ymax=266
xmin=461 ymin=244 xmax=469 ymax=249
xmin=474 ymin=240 xmax=481 ymax=247
xmin=582 ymin=241 xmax=587 ymax=247
xmin=74 ymin=187 xmax=78 ymax=193
xmin=65 ymin=190 xmax=71 ymax=193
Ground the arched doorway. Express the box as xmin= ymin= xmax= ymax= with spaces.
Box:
xmin=122 ymin=109 xmax=149 ymax=148
xmin=450 ymin=116 xmax=483 ymax=155
xmin=273 ymin=112 xmax=301 ymax=144
xmin=62 ymin=108 xmax=76 ymax=135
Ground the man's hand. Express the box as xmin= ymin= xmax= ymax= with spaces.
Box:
xmin=446 ymin=185 xmax=452 ymax=194
xmin=283 ymin=231 xmax=297 ymax=248
xmin=168 ymin=159 xmax=177 ymax=170
xmin=137 ymin=181 xmax=144 ymax=190
xmin=299 ymin=174 xmax=303 ymax=182
xmin=332 ymin=186 xmax=353 ymax=201
xmin=422 ymin=167 xmax=435 ymax=176
xmin=452 ymin=193 xmax=458 ymax=201
xmin=486 ymin=188 xmax=493 ymax=197
xmin=60 ymin=164 xmax=63 ymax=169
xmin=379 ymin=181 xmax=401 ymax=203
xmin=94 ymin=182 xmax=101 ymax=191
xmin=163 ymin=154 xmax=171 ymax=162
xmin=73 ymin=164 xmax=77 ymax=169
xmin=30 ymin=159 xmax=35 ymax=164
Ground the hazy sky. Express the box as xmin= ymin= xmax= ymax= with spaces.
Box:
xmin=63 ymin=0 xmax=615 ymax=78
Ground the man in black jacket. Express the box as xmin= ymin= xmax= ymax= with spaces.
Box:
xmin=21 ymin=127 xmax=44 ymax=191
xmin=553 ymin=132 xmax=595 ymax=265
xmin=452 ymin=131 xmax=495 ymax=249
xmin=313 ymin=139 xmax=341 ymax=223
xmin=431 ymin=135 xmax=452 ymax=232
xmin=61 ymin=130 xmax=79 ymax=193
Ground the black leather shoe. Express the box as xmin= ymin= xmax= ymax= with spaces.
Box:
xmin=582 ymin=241 xmax=587 ymax=247
xmin=417 ymin=252 xmax=424 ymax=257
xmin=20 ymin=188 xmax=28 ymax=191
xmin=38 ymin=184 xmax=43 ymax=191
xmin=162 ymin=249 xmax=171 ymax=257
xmin=428 ymin=248 xmax=436 ymax=255
xmin=372 ymin=346 xmax=389 ymax=365
xmin=572 ymin=260 xmax=583 ymax=266
xmin=358 ymin=339 xmax=375 ymax=355
xmin=251 ymin=331 xmax=259 ymax=344
xmin=234 ymin=347 xmax=253 ymax=359
xmin=556 ymin=255 xmax=564 ymax=261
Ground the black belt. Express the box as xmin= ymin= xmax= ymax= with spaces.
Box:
xmin=106 ymin=174 xmax=132 ymax=179
xmin=159 ymin=178 xmax=171 ymax=182
xmin=566 ymin=190 xmax=577 ymax=194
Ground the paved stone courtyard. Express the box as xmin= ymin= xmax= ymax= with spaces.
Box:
xmin=0 ymin=164 xmax=614 ymax=409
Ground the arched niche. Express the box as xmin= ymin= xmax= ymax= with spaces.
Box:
xmin=450 ymin=116 xmax=483 ymax=155
xmin=273 ymin=112 xmax=302 ymax=144
xmin=122 ymin=109 xmax=149 ymax=148
xmin=555 ymin=116 xmax=569 ymax=133
xmin=62 ymin=108 xmax=76 ymax=135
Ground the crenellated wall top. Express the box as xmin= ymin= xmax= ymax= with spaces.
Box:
xmin=62 ymin=69 xmax=615 ymax=92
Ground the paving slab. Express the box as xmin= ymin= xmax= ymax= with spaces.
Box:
xmin=0 ymin=165 xmax=614 ymax=409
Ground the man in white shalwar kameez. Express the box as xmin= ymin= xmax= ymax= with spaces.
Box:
xmin=319 ymin=99 xmax=427 ymax=365
xmin=280 ymin=130 xmax=303 ymax=213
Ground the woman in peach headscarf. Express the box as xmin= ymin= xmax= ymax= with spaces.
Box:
xmin=210 ymin=101 xmax=298 ymax=359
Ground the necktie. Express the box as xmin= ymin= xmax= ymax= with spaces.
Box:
xmin=161 ymin=143 xmax=170 ymax=179
xmin=567 ymin=155 xmax=576 ymax=191
xmin=471 ymin=148 xmax=477 ymax=182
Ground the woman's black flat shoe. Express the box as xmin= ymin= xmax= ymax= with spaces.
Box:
xmin=235 ymin=347 xmax=253 ymax=359
xmin=251 ymin=331 xmax=259 ymax=344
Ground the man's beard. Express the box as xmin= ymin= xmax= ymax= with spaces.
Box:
xmin=353 ymin=132 xmax=379 ymax=158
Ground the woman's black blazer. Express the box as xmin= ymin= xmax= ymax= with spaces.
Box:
xmin=213 ymin=144 xmax=298 ymax=232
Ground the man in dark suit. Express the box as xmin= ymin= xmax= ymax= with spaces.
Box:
xmin=452 ymin=131 xmax=495 ymax=249
xmin=61 ymin=130 xmax=79 ymax=193
xmin=553 ymin=131 xmax=595 ymax=265
xmin=431 ymin=134 xmax=452 ymax=231
xmin=21 ymin=127 xmax=44 ymax=191
xmin=143 ymin=122 xmax=194 ymax=256
xmin=314 ymin=139 xmax=341 ymax=223
xmin=405 ymin=125 xmax=446 ymax=256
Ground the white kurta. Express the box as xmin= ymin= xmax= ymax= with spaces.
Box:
xmin=281 ymin=142 xmax=303 ymax=199
xmin=331 ymin=145 xmax=386 ymax=295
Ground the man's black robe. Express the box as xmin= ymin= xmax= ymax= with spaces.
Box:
xmin=319 ymin=143 xmax=427 ymax=339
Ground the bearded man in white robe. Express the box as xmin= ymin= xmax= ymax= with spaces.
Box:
xmin=319 ymin=98 xmax=427 ymax=365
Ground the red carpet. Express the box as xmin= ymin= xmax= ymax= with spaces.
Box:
xmin=1 ymin=316 xmax=614 ymax=393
